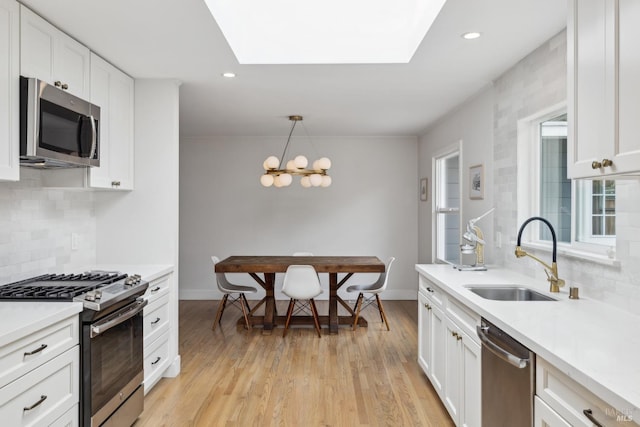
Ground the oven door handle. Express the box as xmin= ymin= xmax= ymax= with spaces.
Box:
xmin=90 ymin=299 xmax=147 ymax=338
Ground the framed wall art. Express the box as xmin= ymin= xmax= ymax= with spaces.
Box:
xmin=420 ymin=177 xmax=428 ymax=201
xmin=469 ymin=164 xmax=484 ymax=200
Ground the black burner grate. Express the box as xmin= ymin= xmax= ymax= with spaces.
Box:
xmin=0 ymin=272 xmax=128 ymax=301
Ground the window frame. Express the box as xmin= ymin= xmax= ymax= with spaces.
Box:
xmin=432 ymin=142 xmax=462 ymax=265
xmin=516 ymin=102 xmax=618 ymax=262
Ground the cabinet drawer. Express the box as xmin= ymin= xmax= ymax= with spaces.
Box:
xmin=0 ymin=315 xmax=78 ymax=387
xmin=143 ymin=293 xmax=170 ymax=343
xmin=0 ymin=346 xmax=79 ymax=426
xmin=419 ymin=277 xmax=445 ymax=308
xmin=536 ymin=358 xmax=638 ymax=426
xmin=143 ymin=274 xmax=170 ymax=304
xmin=446 ymin=297 xmax=480 ymax=344
xmin=50 ymin=403 xmax=78 ymax=427
xmin=144 ymin=330 xmax=170 ymax=394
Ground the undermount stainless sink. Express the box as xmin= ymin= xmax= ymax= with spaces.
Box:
xmin=465 ymin=285 xmax=557 ymax=301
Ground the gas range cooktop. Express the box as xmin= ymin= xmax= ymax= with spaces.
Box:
xmin=0 ymin=271 xmax=148 ymax=311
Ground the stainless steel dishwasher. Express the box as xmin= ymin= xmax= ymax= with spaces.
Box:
xmin=477 ymin=318 xmax=535 ymax=427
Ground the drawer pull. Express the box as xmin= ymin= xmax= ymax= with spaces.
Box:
xmin=426 ymin=287 xmax=434 ymax=293
xmin=582 ymin=409 xmax=603 ymax=427
xmin=24 ymin=344 xmax=48 ymax=357
xmin=151 ymin=356 xmax=161 ymax=365
xmin=151 ymin=317 xmax=161 ymax=325
xmin=151 ymin=286 xmax=161 ymax=293
xmin=23 ymin=395 xmax=47 ymax=411
xmin=111 ymin=181 xmax=121 ymax=187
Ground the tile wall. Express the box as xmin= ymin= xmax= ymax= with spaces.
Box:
xmin=493 ymin=30 xmax=640 ymax=315
xmin=0 ymin=168 xmax=96 ymax=284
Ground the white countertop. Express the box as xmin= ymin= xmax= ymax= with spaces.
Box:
xmin=0 ymin=264 xmax=173 ymax=349
xmin=416 ymin=264 xmax=640 ymax=419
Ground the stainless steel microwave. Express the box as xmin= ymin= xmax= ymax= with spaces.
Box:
xmin=20 ymin=76 xmax=100 ymax=168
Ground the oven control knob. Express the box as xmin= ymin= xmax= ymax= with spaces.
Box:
xmin=85 ymin=291 xmax=96 ymax=301
xmin=95 ymin=290 xmax=102 ymax=299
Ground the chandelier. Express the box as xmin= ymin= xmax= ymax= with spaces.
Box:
xmin=260 ymin=115 xmax=332 ymax=188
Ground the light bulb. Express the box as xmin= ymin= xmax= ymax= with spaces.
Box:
xmin=263 ymin=156 xmax=280 ymax=170
xmin=310 ymin=174 xmax=322 ymax=187
xmin=260 ymin=174 xmax=274 ymax=187
xmin=294 ymin=155 xmax=308 ymax=169
xmin=273 ymin=175 xmax=283 ymax=187
xmin=317 ymin=157 xmax=331 ymax=170
xmin=286 ymin=160 xmax=296 ymax=170
xmin=321 ymin=175 xmax=332 ymax=187
xmin=300 ymin=176 xmax=311 ymax=188
xmin=280 ymin=173 xmax=293 ymax=186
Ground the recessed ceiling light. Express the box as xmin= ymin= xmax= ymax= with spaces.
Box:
xmin=462 ymin=32 xmax=481 ymax=40
xmin=222 ymin=72 xmax=236 ymax=78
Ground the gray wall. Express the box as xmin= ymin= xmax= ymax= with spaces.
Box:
xmin=179 ymin=135 xmax=418 ymax=300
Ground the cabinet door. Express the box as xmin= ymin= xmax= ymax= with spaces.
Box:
xmin=0 ymin=0 xmax=19 ymax=181
xmin=443 ymin=317 xmax=460 ymax=423
xmin=89 ymin=53 xmax=134 ymax=190
xmin=54 ymin=32 xmax=90 ymax=98
xmin=567 ymin=0 xmax=616 ymax=178
xmin=417 ymin=292 xmax=432 ymax=376
xmin=20 ymin=5 xmax=89 ymax=99
xmin=429 ymin=304 xmax=446 ymax=399
xmin=460 ymin=331 xmax=481 ymax=427
xmin=534 ymin=396 xmax=572 ymax=427
xmin=615 ymin=0 xmax=640 ymax=173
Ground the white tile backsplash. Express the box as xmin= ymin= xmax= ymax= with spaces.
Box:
xmin=0 ymin=168 xmax=96 ymax=284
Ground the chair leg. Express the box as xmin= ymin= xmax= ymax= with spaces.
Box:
xmin=242 ymin=293 xmax=252 ymax=314
xmin=283 ymin=299 xmax=295 ymax=337
xmin=212 ymin=294 xmax=229 ymax=330
xmin=309 ymin=299 xmax=322 ymax=338
xmin=375 ymin=294 xmax=390 ymax=331
xmin=239 ymin=293 xmax=251 ymax=331
xmin=352 ymin=293 xmax=363 ymax=331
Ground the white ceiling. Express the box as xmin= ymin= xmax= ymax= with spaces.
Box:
xmin=21 ymin=0 xmax=566 ymax=138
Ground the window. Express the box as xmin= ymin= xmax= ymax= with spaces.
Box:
xmin=518 ymin=105 xmax=616 ymax=256
xmin=434 ymin=149 xmax=460 ymax=264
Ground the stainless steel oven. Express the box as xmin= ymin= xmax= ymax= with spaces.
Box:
xmin=81 ymin=298 xmax=147 ymax=427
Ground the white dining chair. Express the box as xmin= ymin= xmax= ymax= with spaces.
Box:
xmin=347 ymin=256 xmax=395 ymax=331
xmin=211 ymin=256 xmax=259 ymax=331
xmin=282 ymin=265 xmax=323 ymax=337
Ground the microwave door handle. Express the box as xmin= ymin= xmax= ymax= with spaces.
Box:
xmin=89 ymin=115 xmax=97 ymax=159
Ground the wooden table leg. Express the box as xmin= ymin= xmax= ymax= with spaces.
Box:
xmin=263 ymin=273 xmax=275 ymax=332
xmin=329 ymin=273 xmax=339 ymax=334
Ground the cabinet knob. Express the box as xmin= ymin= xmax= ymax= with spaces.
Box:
xmin=592 ymin=159 xmax=613 ymax=169
xmin=456 ymin=334 xmax=462 ymax=341
xmin=451 ymin=331 xmax=458 ymax=338
xmin=111 ymin=181 xmax=121 ymax=187
xmin=54 ymin=81 xmax=62 ymax=88
xmin=61 ymin=83 xmax=68 ymax=90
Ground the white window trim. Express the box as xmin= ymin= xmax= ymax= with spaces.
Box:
xmin=432 ymin=141 xmax=463 ymax=265
xmin=516 ymin=102 xmax=620 ymax=267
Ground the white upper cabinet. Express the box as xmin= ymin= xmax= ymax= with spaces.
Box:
xmin=89 ymin=53 xmax=134 ymax=190
xmin=20 ymin=5 xmax=90 ymax=99
xmin=0 ymin=0 xmax=19 ymax=181
xmin=568 ymin=0 xmax=640 ymax=178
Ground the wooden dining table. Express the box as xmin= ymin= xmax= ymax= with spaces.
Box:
xmin=214 ymin=255 xmax=385 ymax=334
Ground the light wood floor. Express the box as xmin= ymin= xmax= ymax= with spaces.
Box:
xmin=135 ymin=300 xmax=455 ymax=427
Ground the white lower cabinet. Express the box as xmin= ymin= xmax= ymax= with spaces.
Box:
xmin=0 ymin=346 xmax=79 ymax=426
xmin=535 ymin=396 xmax=572 ymax=427
xmin=142 ymin=273 xmax=172 ymax=394
xmin=536 ymin=357 xmax=638 ymax=427
xmin=417 ymin=277 xmax=480 ymax=427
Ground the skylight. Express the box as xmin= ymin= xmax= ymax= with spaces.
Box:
xmin=203 ymin=0 xmax=447 ymax=64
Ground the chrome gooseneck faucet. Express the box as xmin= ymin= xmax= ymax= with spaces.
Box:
xmin=515 ymin=217 xmax=565 ymax=292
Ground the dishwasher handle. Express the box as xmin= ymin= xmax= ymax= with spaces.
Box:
xmin=477 ymin=325 xmax=530 ymax=369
